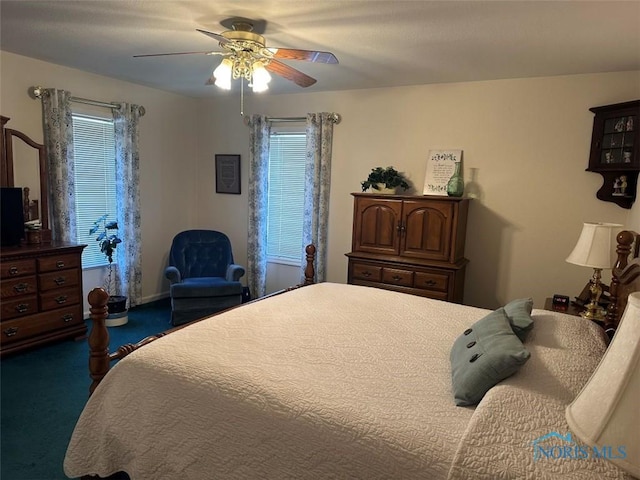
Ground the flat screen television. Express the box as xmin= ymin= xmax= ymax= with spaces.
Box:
xmin=1 ymin=187 xmax=25 ymax=247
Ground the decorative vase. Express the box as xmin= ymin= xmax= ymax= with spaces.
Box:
xmin=446 ymin=162 xmax=464 ymax=197
xmin=376 ymin=183 xmax=396 ymax=194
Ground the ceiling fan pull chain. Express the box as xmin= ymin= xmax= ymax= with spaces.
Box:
xmin=240 ymin=79 xmax=244 ymax=116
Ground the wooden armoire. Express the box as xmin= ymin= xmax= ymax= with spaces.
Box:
xmin=346 ymin=193 xmax=469 ymax=303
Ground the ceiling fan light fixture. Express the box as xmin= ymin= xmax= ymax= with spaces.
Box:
xmin=251 ymin=61 xmax=271 ymax=93
xmin=213 ymin=58 xmax=232 ymax=89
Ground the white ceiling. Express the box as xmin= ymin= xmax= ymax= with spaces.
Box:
xmin=1 ymin=1 xmax=639 ymax=98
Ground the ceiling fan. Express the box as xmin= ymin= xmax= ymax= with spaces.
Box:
xmin=134 ymin=19 xmax=338 ymax=90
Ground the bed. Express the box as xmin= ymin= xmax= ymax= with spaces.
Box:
xmin=65 ymin=235 xmax=639 ymax=480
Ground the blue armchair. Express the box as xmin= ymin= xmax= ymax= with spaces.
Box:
xmin=165 ymin=230 xmax=245 ymax=326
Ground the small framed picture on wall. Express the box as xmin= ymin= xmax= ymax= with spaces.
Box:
xmin=215 ymin=154 xmax=241 ymax=194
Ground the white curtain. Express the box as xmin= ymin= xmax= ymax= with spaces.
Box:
xmin=113 ymin=104 xmax=143 ymax=307
xmin=302 ymin=113 xmax=337 ymax=283
xmin=246 ymin=114 xmax=271 ymax=299
xmin=41 ymin=89 xmax=76 ymax=243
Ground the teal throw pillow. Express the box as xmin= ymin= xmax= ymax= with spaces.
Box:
xmin=450 ymin=308 xmax=531 ymax=406
xmin=504 ymin=298 xmax=534 ymax=341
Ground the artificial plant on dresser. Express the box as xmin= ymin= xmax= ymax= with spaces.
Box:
xmin=346 ymin=193 xmax=469 ymax=303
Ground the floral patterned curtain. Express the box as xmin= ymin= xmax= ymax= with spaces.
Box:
xmin=246 ymin=114 xmax=271 ymax=299
xmin=302 ymin=113 xmax=337 ymax=283
xmin=113 ymin=104 xmax=143 ymax=307
xmin=41 ymin=89 xmax=76 ymax=243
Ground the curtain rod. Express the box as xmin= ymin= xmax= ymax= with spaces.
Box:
xmin=243 ymin=113 xmax=341 ymax=126
xmin=29 ymin=86 xmax=146 ymax=116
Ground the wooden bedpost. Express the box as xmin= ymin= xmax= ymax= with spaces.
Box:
xmin=604 ymin=230 xmax=637 ymax=336
xmin=304 ymin=244 xmax=316 ymax=285
xmin=88 ymin=287 xmax=110 ymax=396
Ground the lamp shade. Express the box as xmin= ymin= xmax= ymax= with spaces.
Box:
xmin=565 ymin=292 xmax=640 ymax=476
xmin=566 ymin=222 xmax=623 ymax=268
xmin=213 ymin=58 xmax=232 ymax=90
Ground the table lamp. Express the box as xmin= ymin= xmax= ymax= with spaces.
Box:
xmin=566 ymin=291 xmax=640 ymax=477
xmin=566 ymin=222 xmax=622 ymax=321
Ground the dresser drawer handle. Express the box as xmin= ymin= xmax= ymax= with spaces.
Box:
xmin=15 ymin=303 xmax=29 ymax=313
xmin=424 ymin=280 xmax=436 ymax=286
xmin=3 ymin=327 xmax=18 ymax=337
xmin=61 ymin=314 xmax=74 ymax=323
xmin=13 ymin=282 xmax=29 ymax=293
xmin=55 ymin=295 xmax=68 ymax=304
xmin=54 ymin=276 xmax=66 ymax=286
xmin=9 ymin=266 xmax=19 ymax=276
xmin=56 ymin=261 xmax=66 ymax=269
xmin=361 ymin=270 xmax=372 ymax=277
xmin=392 ymin=275 xmax=403 ymax=281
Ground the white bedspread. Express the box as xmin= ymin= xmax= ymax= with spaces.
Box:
xmin=64 ymin=283 xmax=632 ymax=480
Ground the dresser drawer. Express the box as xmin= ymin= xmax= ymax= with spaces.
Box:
xmin=1 ymin=295 xmax=38 ymax=320
xmin=1 ymin=276 xmax=38 ymax=299
xmin=414 ymin=271 xmax=449 ymax=292
xmin=39 ymin=269 xmax=80 ymax=291
xmin=382 ymin=267 xmax=414 ymax=287
xmin=1 ymin=258 xmax=37 ymax=279
xmin=38 ymin=254 xmax=81 ymax=273
xmin=1 ymin=306 xmax=84 ymax=345
xmin=351 ymin=262 xmax=383 ymax=282
xmin=40 ymin=287 xmax=80 ymax=311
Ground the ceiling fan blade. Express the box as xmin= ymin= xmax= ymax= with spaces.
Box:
xmin=196 ymin=28 xmax=231 ymax=45
xmin=271 ymin=48 xmax=338 ymax=64
xmin=266 ymin=59 xmax=317 ymax=88
xmin=133 ymin=51 xmax=214 ymax=58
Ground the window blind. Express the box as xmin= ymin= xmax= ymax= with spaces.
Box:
xmin=72 ymin=114 xmax=117 ymax=269
xmin=267 ymin=132 xmax=306 ymax=263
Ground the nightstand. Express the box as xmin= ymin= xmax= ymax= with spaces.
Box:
xmin=544 ymin=298 xmax=605 ymax=327
xmin=544 ymin=298 xmax=585 ymax=317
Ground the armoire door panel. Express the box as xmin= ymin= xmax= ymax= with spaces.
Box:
xmin=353 ymin=198 xmax=402 ymax=254
xmin=401 ymin=201 xmax=453 ymax=261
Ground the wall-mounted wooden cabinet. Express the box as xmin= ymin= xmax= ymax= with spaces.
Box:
xmin=346 ymin=194 xmax=469 ymax=303
xmin=586 ymin=100 xmax=639 ymax=209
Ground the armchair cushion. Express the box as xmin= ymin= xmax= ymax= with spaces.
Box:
xmin=171 ymin=278 xmax=243 ymax=298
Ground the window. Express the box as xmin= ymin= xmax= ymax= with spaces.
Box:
xmin=72 ymin=114 xmax=117 ymax=268
xmin=267 ymin=130 xmax=306 ymax=264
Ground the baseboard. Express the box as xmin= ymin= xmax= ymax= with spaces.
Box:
xmin=84 ymin=292 xmax=170 ymax=319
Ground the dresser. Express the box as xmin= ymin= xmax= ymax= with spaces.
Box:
xmin=1 ymin=243 xmax=86 ymax=356
xmin=346 ymin=194 xmax=469 ymax=302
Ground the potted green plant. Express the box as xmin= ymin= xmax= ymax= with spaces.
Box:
xmin=361 ymin=166 xmax=410 ymax=193
xmin=90 ymin=214 xmax=128 ymax=325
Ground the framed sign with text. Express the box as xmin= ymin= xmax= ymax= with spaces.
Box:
xmin=422 ymin=149 xmax=463 ymax=196
xmin=215 ymin=154 xmax=241 ymax=194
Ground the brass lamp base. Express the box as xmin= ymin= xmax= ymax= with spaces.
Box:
xmin=580 ymin=303 xmax=606 ymax=322
xmin=580 ymin=268 xmax=606 ymax=322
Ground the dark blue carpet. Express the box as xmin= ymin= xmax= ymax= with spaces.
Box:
xmin=1 ymin=299 xmax=171 ymax=480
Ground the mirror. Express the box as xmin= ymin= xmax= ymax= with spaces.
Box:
xmin=1 ymin=116 xmax=50 ymax=232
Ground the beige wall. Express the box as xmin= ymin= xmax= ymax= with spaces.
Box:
xmin=197 ymin=72 xmax=640 ymax=309
xmin=2 ymin=50 xmax=638 ymax=311
xmin=1 ymin=51 xmax=200 ymax=311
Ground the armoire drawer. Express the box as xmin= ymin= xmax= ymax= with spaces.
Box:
xmin=1 ymin=276 xmax=38 ymax=299
xmin=381 ymin=267 xmax=414 ymax=287
xmin=0 ymin=306 xmax=84 ymax=345
xmin=414 ymin=271 xmax=449 ymax=292
xmin=351 ymin=263 xmax=383 ymax=282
